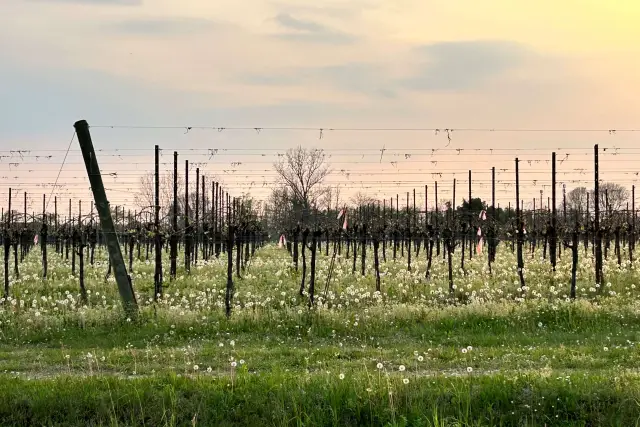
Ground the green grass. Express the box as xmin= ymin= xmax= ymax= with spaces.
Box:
xmin=2 ymin=371 xmax=640 ymax=426
xmin=1 ymin=244 xmax=640 ymax=425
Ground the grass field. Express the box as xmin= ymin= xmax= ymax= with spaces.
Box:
xmin=1 ymin=244 xmax=640 ymax=426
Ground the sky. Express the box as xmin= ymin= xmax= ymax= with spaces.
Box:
xmin=1 ymin=0 xmax=640 ymax=216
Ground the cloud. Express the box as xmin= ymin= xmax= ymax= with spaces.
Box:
xmin=301 ymin=64 xmax=396 ymax=98
xmin=274 ymin=13 xmax=324 ymax=32
xmin=240 ymin=40 xmax=535 ymax=97
xmin=0 ymin=64 xmax=200 ymax=143
xmin=269 ymin=0 xmax=381 ymax=19
xmin=25 ymin=0 xmax=141 ymax=5
xmin=242 ymin=62 xmax=395 ymax=98
xmin=0 ymin=60 xmax=361 ymax=147
xmin=403 ymin=40 xmax=532 ymax=91
xmin=272 ymin=13 xmax=356 ymax=44
xmin=108 ymin=17 xmax=217 ymax=35
xmin=275 ymin=31 xmax=355 ymax=44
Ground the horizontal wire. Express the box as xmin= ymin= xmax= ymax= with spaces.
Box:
xmin=1 ymin=167 xmax=638 ymax=177
xmin=89 ymin=125 xmax=640 ymax=132
xmin=4 ymin=151 xmax=639 ymax=158
xmin=2 ymin=140 xmax=639 ymax=217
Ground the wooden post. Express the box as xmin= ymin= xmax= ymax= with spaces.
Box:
xmin=185 ymin=160 xmax=190 ymax=272
xmin=468 ymin=170 xmax=473 ymax=259
xmin=154 ymin=145 xmax=162 ymax=299
xmin=3 ymin=189 xmax=11 ymax=297
xmin=42 ymin=194 xmax=48 ymax=279
xmin=23 ymin=192 xmax=27 ymax=259
xmin=170 ymin=151 xmax=178 ymax=280
xmin=195 ymin=167 xmax=199 ymax=264
xmin=551 ymin=152 xmax=557 ymax=271
xmin=489 ymin=167 xmax=496 ymax=269
xmin=594 ymin=144 xmax=604 ymax=286
xmin=202 ymin=174 xmax=206 ymax=260
xmin=424 ymin=184 xmax=428 ymax=224
xmin=516 ymin=158 xmax=525 ymax=290
xmin=70 ymin=198 xmax=75 ymax=274
xmin=54 ymin=196 xmax=58 ymax=254
xmin=74 ymin=120 xmax=138 ymax=318
xmin=435 ymin=181 xmax=440 ymax=256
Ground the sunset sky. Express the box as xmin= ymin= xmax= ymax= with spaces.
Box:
xmin=1 ymin=0 xmax=639 ymax=214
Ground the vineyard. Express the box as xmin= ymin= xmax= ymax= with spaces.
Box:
xmin=1 ymin=122 xmax=640 ymax=426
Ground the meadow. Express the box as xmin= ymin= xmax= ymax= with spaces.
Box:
xmin=1 ymin=244 xmax=640 ymax=426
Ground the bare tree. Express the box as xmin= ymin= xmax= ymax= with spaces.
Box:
xmin=273 ymin=147 xmax=331 ymax=223
xmin=264 ymin=186 xmax=294 ymax=234
xmin=319 ymin=185 xmax=342 ymax=211
xmin=350 ymin=192 xmax=377 ymax=208
xmin=134 ymin=171 xmax=215 ymax=224
xmin=135 ymin=170 xmax=183 ymax=218
xmin=565 ymin=183 xmax=628 ymax=215
xmin=566 ymin=187 xmax=589 ymax=213
xmin=591 ymin=182 xmax=629 ymax=213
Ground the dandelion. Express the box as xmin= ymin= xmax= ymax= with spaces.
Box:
xmin=230 ymin=340 xmax=235 ymax=347
xmin=207 ymin=366 xmax=212 ymax=373
xmin=339 ymin=373 xmax=345 ymax=380
xmin=403 ymin=378 xmax=409 ymax=384
xmin=467 ymin=367 xmax=473 ymax=373
xmin=193 ymin=365 xmax=199 ymax=371
xmin=604 ymin=347 xmax=609 ymax=351
xmin=399 ymin=365 xmax=406 ymax=372
xmin=461 ymin=348 xmax=468 ymax=354
xmin=231 ymin=361 xmax=237 ymax=368
xmin=239 ymin=359 xmax=245 ymax=365
xmin=417 ymin=355 xmax=424 ymax=362
xmin=376 ymin=363 xmax=384 ymax=370
xmin=466 ymin=346 xmax=473 ymax=351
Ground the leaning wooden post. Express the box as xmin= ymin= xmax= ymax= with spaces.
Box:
xmin=74 ymin=120 xmax=138 ymax=319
